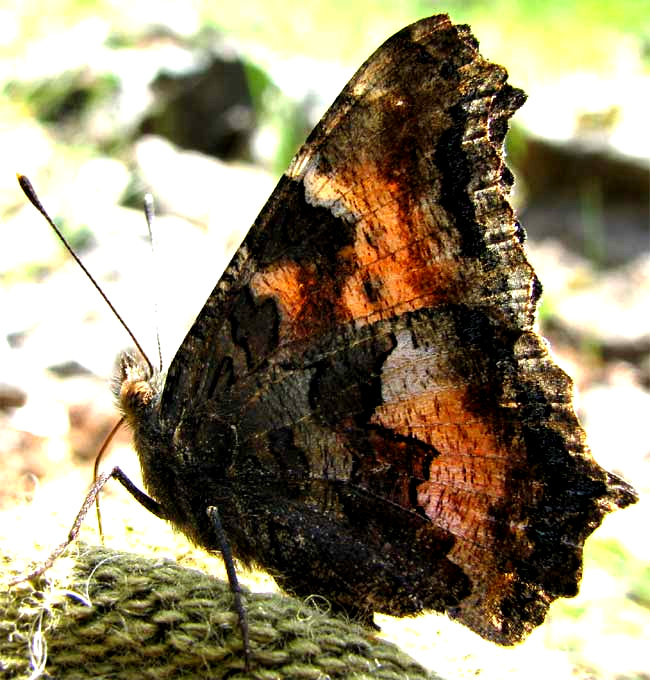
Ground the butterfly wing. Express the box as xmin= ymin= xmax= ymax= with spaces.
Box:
xmin=157 ymin=15 xmax=636 ymax=643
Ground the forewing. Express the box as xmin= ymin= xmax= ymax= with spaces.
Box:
xmin=162 ymin=15 xmax=531 ymax=424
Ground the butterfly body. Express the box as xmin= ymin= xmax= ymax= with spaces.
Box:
xmin=114 ymin=14 xmax=636 ymax=646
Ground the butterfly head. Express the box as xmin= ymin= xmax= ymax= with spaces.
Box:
xmin=114 ymin=351 xmax=159 ymax=428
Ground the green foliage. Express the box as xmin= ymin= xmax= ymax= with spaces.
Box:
xmin=6 ymin=72 xmax=119 ymax=127
xmin=590 ymin=538 xmax=635 ymax=580
xmin=578 ymin=178 xmax=607 ymax=269
xmin=628 ymin=565 xmax=650 ymax=610
xmin=9 ymin=0 xmax=646 ymax=69
xmin=60 ymin=220 xmax=95 ymax=255
xmin=592 ymin=540 xmax=650 ymax=612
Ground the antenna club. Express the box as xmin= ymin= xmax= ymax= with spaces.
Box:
xmin=17 ymin=173 xmax=45 ymax=213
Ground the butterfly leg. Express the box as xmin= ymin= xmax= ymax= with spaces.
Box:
xmin=10 ymin=466 xmax=166 ymax=585
xmin=206 ymin=505 xmax=251 ymax=670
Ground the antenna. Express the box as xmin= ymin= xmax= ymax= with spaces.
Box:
xmin=143 ymin=193 xmax=164 ymax=373
xmin=16 ymin=174 xmax=154 ymax=377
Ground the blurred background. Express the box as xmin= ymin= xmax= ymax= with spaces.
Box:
xmin=1 ymin=1 xmax=648 ymax=678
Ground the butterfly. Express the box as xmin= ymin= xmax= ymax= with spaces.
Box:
xmin=18 ymin=12 xmax=637 ymax=666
